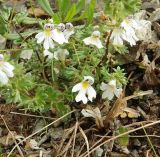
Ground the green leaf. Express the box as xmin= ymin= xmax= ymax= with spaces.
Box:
xmin=56 ymin=102 xmax=71 ymax=119
xmin=37 ymin=0 xmax=54 ymax=16
xmin=4 ymin=30 xmax=39 ymax=40
xmin=76 ymin=0 xmax=85 ymax=14
xmin=0 ymin=15 xmax=7 ymax=35
xmin=64 ymin=4 xmax=76 ymax=22
xmin=116 ymin=127 xmax=129 ymax=146
xmin=85 ymin=0 xmax=96 ymax=25
xmin=57 ymin=0 xmax=71 ymax=19
xmin=53 ymin=13 xmax=62 ymax=24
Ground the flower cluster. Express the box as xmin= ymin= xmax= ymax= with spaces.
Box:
xmin=35 ymin=22 xmax=74 ymax=59
xmin=72 ymin=76 xmax=122 ymax=104
xmin=0 ymin=54 xmax=14 ymax=85
xmin=110 ymin=16 xmax=151 ymax=47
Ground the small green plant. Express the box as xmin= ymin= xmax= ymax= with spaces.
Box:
xmin=0 ymin=0 xmax=151 ymax=118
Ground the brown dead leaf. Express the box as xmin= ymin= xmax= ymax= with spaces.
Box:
xmin=152 ymin=21 xmax=160 ymax=36
xmin=144 ymin=60 xmax=160 ymax=86
xmin=25 ymin=139 xmax=40 ymax=150
xmin=120 ymin=107 xmax=140 ymax=118
xmin=28 ymin=8 xmax=48 ymax=17
xmin=103 ymin=90 xmax=153 ymax=128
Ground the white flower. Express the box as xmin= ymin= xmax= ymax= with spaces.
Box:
xmin=43 ymin=49 xmax=53 ymax=59
xmin=35 ymin=23 xmax=55 ymax=50
xmin=133 ymin=11 xmax=152 ymax=41
xmin=20 ymin=49 xmax=33 ymax=60
xmin=52 ymin=23 xmax=67 ymax=44
xmin=72 ymin=76 xmax=96 ymax=104
xmin=135 ymin=20 xmax=151 ymax=41
xmin=54 ymin=49 xmax=69 ymax=61
xmin=110 ymin=28 xmax=126 ymax=46
xmin=83 ymin=31 xmax=103 ymax=49
xmin=121 ymin=19 xmax=139 ymax=46
xmin=63 ymin=23 xmax=74 ymax=41
xmin=100 ymin=80 xmax=122 ymax=100
xmin=0 ymin=54 xmax=14 ymax=85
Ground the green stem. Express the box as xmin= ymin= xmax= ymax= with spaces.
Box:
xmin=141 ymin=123 xmax=158 ymax=157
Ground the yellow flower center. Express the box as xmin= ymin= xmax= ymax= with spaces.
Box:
xmin=82 ymin=81 xmax=89 ymax=89
xmin=44 ymin=29 xmax=52 ymax=37
xmin=124 ymin=19 xmax=130 ymax=25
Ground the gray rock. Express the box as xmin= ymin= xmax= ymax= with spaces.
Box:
xmin=133 ymin=139 xmax=141 ymax=147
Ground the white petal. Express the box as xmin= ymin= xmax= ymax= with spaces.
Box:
xmin=43 ymin=50 xmax=53 ymax=59
xmin=48 ymin=38 xmax=54 ymax=48
xmin=108 ymin=80 xmax=116 ymax=87
xmin=36 ymin=32 xmax=45 ymax=44
xmin=52 ymin=29 xmax=67 ymax=44
xmin=114 ymin=88 xmax=122 ymax=98
xmin=2 ymin=62 xmax=14 ymax=77
xmin=54 ymin=49 xmax=69 ymax=61
xmin=72 ymin=83 xmax=82 ymax=92
xmin=35 ymin=32 xmax=44 ymax=39
xmin=87 ymin=86 xmax=96 ymax=102
xmin=0 ymin=69 xmax=9 ymax=85
xmin=83 ymin=37 xmax=92 ymax=45
xmin=114 ymin=35 xmax=123 ymax=45
xmin=75 ymin=90 xmax=88 ymax=104
xmin=102 ymin=90 xmax=114 ymax=100
xmin=64 ymin=30 xmax=74 ymax=40
xmin=43 ymin=38 xmax=50 ymax=49
xmin=93 ymin=39 xmax=103 ymax=48
xmin=54 ymin=50 xmax=59 ymax=60
xmin=0 ymin=54 xmax=4 ymax=60
xmin=100 ymin=82 xmax=108 ymax=91
xmin=64 ymin=49 xmax=69 ymax=56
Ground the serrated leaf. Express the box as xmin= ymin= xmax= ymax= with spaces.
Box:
xmin=55 ymin=103 xmax=71 ymax=119
xmin=37 ymin=0 xmax=54 ymax=16
xmin=64 ymin=4 xmax=76 ymax=22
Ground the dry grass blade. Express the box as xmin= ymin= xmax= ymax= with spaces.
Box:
xmin=10 ymin=111 xmax=56 ymax=120
xmin=0 ymin=115 xmax=24 ymax=157
xmin=82 ymin=119 xmax=160 ymax=157
xmin=7 ymin=110 xmax=76 ymax=157
xmin=71 ymin=121 xmax=79 ymax=157
xmin=76 ymin=143 xmax=86 ymax=157
xmin=79 ymin=126 xmax=90 ymax=157
xmin=58 ymin=129 xmax=75 ymax=156
xmin=57 ymin=125 xmax=75 ymax=155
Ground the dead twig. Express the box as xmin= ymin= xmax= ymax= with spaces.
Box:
xmin=82 ymin=119 xmax=160 ymax=157
xmin=71 ymin=121 xmax=79 ymax=157
xmin=10 ymin=111 xmax=56 ymax=120
xmin=0 ymin=115 xmax=25 ymax=157
xmin=7 ymin=110 xmax=77 ymax=157
xmin=79 ymin=126 xmax=90 ymax=157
